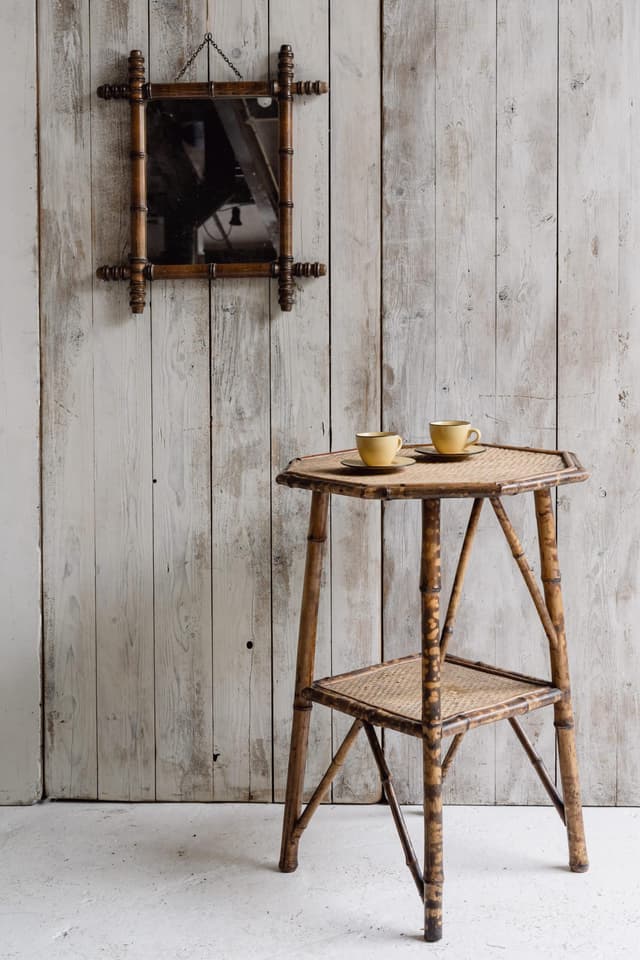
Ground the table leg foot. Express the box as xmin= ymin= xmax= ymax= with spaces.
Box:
xmin=424 ymin=884 xmax=443 ymax=942
xmin=559 ymin=724 xmax=590 ymax=873
xmin=279 ymin=701 xmax=312 ymax=873
xmin=558 ymin=718 xmax=589 ymax=873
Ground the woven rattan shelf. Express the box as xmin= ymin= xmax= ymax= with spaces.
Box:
xmin=306 ymin=654 xmax=563 ymax=738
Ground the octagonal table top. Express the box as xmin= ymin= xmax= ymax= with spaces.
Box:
xmin=276 ymin=443 xmax=588 ymax=500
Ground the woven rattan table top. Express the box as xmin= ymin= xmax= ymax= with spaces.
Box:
xmin=277 ymin=443 xmax=588 ymax=500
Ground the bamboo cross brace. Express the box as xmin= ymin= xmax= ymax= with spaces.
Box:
xmin=489 ymin=497 xmax=560 ymax=651
xmin=440 ymin=498 xmax=483 ymax=661
xmin=291 ymin=719 xmax=363 ymax=842
xmin=363 ymin=723 xmax=424 ymax=898
xmin=441 ymin=733 xmax=464 ymax=780
xmin=508 ymin=717 xmax=565 ymax=823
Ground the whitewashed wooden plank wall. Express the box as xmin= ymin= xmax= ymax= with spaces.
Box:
xmin=1 ymin=0 xmax=636 ymax=804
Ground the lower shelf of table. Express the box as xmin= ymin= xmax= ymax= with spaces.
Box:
xmin=305 ymin=654 xmax=563 ymax=738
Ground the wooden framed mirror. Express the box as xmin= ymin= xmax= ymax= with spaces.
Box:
xmin=96 ymin=45 xmax=327 ymax=313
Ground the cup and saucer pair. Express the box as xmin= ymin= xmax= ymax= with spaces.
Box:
xmin=341 ymin=432 xmax=415 ymax=473
xmin=415 ymin=420 xmax=486 ymax=461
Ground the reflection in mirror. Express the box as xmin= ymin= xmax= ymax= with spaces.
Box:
xmin=146 ymin=98 xmax=279 ymax=264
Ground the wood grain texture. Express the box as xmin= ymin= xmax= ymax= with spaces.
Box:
xmin=270 ymin=0 xmax=332 ymax=802
xmin=0 ymin=0 xmax=41 ymax=804
xmin=152 ymin=280 xmax=213 ymax=800
xmin=434 ymin=0 xmax=497 ymax=805
xmin=329 ymin=0 xmax=381 ymax=803
xmin=612 ymin=0 xmax=640 ymax=806
xmin=493 ymin=0 xmax=558 ymax=805
xmin=91 ymin=0 xmax=154 ymax=802
xmin=31 ymin=0 xmax=640 ymax=808
xmin=558 ymin=0 xmax=639 ymax=805
xmin=40 ymin=0 xmax=97 ymax=799
xmin=381 ymin=0 xmax=437 ymax=804
xmin=149 ymin=0 xmax=214 ymax=801
xmin=210 ymin=0 xmax=272 ymax=801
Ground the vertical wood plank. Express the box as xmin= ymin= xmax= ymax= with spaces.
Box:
xmin=329 ymin=0 xmax=381 ymax=803
xmin=149 ymin=0 xmax=214 ymax=801
xmin=613 ymin=0 xmax=640 ymax=805
xmin=493 ymin=0 xmax=558 ymax=804
xmin=210 ymin=0 xmax=272 ymax=802
xmin=0 ymin=0 xmax=41 ymax=804
xmin=381 ymin=0 xmax=437 ymax=803
xmin=152 ymin=279 xmax=213 ymax=800
xmin=270 ymin=0 xmax=332 ymax=801
xmin=91 ymin=2 xmax=154 ymax=801
xmin=434 ymin=0 xmax=497 ymax=805
xmin=40 ymin=0 xmax=97 ymax=799
xmin=558 ymin=0 xmax=636 ymax=804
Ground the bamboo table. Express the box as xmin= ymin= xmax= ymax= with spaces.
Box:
xmin=276 ymin=443 xmax=590 ymax=943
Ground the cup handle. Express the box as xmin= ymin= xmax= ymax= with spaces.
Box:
xmin=396 ymin=436 xmax=403 ymax=454
xmin=465 ymin=428 xmax=481 ymax=448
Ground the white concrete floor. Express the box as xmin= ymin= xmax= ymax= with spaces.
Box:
xmin=0 ymin=803 xmax=638 ymax=960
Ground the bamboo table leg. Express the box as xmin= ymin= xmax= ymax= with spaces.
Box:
xmin=421 ymin=498 xmax=444 ymax=941
xmin=534 ymin=488 xmax=589 ymax=873
xmin=279 ymin=491 xmax=329 ymax=873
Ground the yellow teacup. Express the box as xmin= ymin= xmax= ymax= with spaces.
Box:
xmin=429 ymin=420 xmax=481 ymax=455
xmin=356 ymin=431 xmax=403 ymax=467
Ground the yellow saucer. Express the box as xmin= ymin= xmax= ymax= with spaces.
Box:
xmin=415 ymin=445 xmax=486 ymax=461
xmin=340 ymin=456 xmax=416 ymax=473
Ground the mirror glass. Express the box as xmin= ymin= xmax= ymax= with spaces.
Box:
xmin=146 ymin=98 xmax=279 ymax=264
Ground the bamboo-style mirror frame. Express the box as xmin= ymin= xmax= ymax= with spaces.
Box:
xmin=96 ymin=45 xmax=328 ymax=313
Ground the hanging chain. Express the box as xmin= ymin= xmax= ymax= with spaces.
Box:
xmin=174 ymin=32 xmax=244 ymax=82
